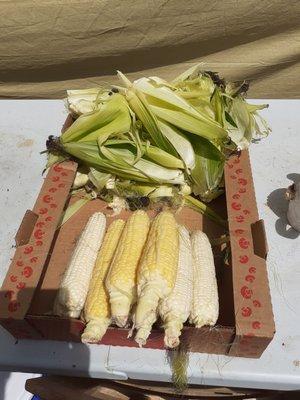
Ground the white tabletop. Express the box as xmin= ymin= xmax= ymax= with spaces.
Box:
xmin=0 ymin=100 xmax=299 ymax=391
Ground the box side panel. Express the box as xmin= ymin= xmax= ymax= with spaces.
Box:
xmin=0 ymin=317 xmax=42 ymax=339
xmin=224 ymin=151 xmax=275 ymax=357
xmin=0 ymin=161 xmax=77 ymax=322
xmin=26 ymin=313 xmax=233 ymax=354
xmin=229 ymin=333 xmax=273 ymax=358
xmin=182 ymin=326 xmax=235 ymax=355
xmin=27 ymin=315 xmax=84 ymax=342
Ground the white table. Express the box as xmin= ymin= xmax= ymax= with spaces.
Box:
xmin=0 ymin=100 xmax=299 ymax=391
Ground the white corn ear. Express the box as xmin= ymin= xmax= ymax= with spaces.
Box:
xmin=54 ymin=212 xmax=106 ymax=318
xmin=159 ymin=225 xmax=193 ymax=348
xmin=189 ymin=230 xmax=219 ymax=328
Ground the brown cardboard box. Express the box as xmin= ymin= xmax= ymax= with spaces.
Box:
xmin=0 ymin=126 xmax=275 ymax=358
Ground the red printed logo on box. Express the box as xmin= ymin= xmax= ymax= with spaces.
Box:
xmin=239 ymin=237 xmax=250 ymax=249
xmin=239 ymin=255 xmax=249 ymax=264
xmin=241 ymin=307 xmax=252 ymax=317
xmin=22 ymin=266 xmax=33 ymax=278
xmin=241 ymin=286 xmax=253 ymax=299
xmin=253 ymin=300 xmax=262 ymax=308
xmin=252 ymin=321 xmax=261 ymax=330
xmin=245 ymin=274 xmax=255 ymax=283
xmin=232 ymin=202 xmax=241 ymax=211
xmin=8 ymin=301 xmax=20 ymax=313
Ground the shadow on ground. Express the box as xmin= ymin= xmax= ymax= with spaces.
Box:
xmin=0 ymin=371 xmax=10 ymax=400
xmin=267 ymin=174 xmax=300 ymax=239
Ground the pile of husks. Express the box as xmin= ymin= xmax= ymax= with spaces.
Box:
xmin=46 ymin=65 xmax=270 ymax=225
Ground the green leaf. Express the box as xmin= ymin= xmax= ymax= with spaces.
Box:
xmin=105 ymin=139 xmax=184 ymax=169
xmin=61 ymin=94 xmax=131 ymax=143
xmin=225 ymin=111 xmax=238 ymax=128
xmin=88 ymin=168 xmax=112 ymax=191
xmin=150 ymin=104 xmax=226 ymax=141
xmin=133 ymin=76 xmax=227 ymax=141
xmin=63 ymin=141 xmax=185 ymax=184
xmin=184 ymin=195 xmax=227 ymax=227
xmin=158 ymin=119 xmax=195 ymax=170
xmin=58 ymin=197 xmax=91 ymax=228
xmin=46 ymin=153 xmax=66 ymax=169
xmin=189 ymin=135 xmax=225 ymax=201
xmin=124 ymin=88 xmax=176 ymax=154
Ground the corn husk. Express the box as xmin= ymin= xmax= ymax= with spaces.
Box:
xmin=46 ymin=65 xmax=270 ymax=225
xmin=65 ymin=88 xmax=108 ymax=116
xmin=62 ymin=141 xmax=185 ymax=185
xmin=61 ymin=93 xmax=131 ymax=144
xmin=188 ymin=135 xmax=225 ymax=202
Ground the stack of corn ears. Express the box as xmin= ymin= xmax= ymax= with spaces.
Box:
xmin=47 ymin=65 xmax=270 ymax=220
xmin=55 ymin=210 xmax=219 ymax=349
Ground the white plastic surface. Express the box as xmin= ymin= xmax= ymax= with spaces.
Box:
xmin=0 ymin=371 xmax=39 ymax=400
xmin=0 ymin=100 xmax=299 ymax=390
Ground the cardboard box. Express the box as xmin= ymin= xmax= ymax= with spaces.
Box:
xmin=0 ymin=119 xmax=275 ymax=358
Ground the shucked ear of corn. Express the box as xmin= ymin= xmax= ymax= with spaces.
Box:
xmin=159 ymin=225 xmax=193 ymax=348
xmin=54 ymin=212 xmax=106 ymax=318
xmin=81 ymin=219 xmax=125 ymax=343
xmin=189 ymin=230 xmax=219 ymax=328
xmin=106 ymin=210 xmax=150 ymax=327
xmin=134 ymin=211 xmax=179 ymax=347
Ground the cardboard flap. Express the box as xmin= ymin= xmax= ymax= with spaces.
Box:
xmin=15 ymin=210 xmax=39 ymax=246
xmin=251 ymin=219 xmax=268 ymax=259
xmin=0 ymin=161 xmax=77 ymax=321
xmin=224 ymin=151 xmax=275 ymax=357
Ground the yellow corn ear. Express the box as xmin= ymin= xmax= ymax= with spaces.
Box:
xmin=159 ymin=225 xmax=193 ymax=348
xmin=189 ymin=230 xmax=219 ymax=328
xmin=106 ymin=210 xmax=150 ymax=327
xmin=81 ymin=219 xmax=125 ymax=343
xmin=134 ymin=211 xmax=179 ymax=347
xmin=54 ymin=212 xmax=106 ymax=318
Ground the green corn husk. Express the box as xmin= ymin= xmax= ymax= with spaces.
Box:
xmin=62 ymin=141 xmax=185 ymax=185
xmin=88 ymin=168 xmax=113 ymax=191
xmin=132 ymin=76 xmax=227 ymax=141
xmin=45 ymin=153 xmax=66 ymax=169
xmin=117 ymin=71 xmax=176 ymax=154
xmin=105 ymin=139 xmax=184 ymax=169
xmin=61 ymin=93 xmax=131 ymax=144
xmin=65 ymin=88 xmax=108 ymax=116
xmin=158 ymin=119 xmax=195 ymax=170
xmin=115 ymin=181 xmax=157 ymax=197
xmin=184 ymin=195 xmax=227 ymax=227
xmin=114 ymin=180 xmax=174 ymax=199
xmin=58 ymin=195 xmax=92 ymax=228
xmin=51 ymin=64 xmax=271 ymax=226
xmin=189 ymin=135 xmax=225 ymax=202
xmin=224 ymin=95 xmax=270 ymax=150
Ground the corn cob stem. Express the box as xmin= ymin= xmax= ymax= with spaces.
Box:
xmin=54 ymin=212 xmax=106 ymax=318
xmin=81 ymin=219 xmax=125 ymax=343
xmin=82 ymin=317 xmax=111 ymax=344
xmin=134 ymin=280 xmax=162 ymax=346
